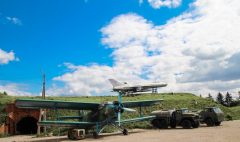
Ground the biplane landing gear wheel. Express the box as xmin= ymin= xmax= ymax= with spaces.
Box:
xmin=123 ymin=129 xmax=128 ymax=135
xmin=93 ymin=132 xmax=99 ymax=139
xmin=67 ymin=129 xmax=76 ymax=140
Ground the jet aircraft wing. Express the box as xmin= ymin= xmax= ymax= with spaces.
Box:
xmin=15 ymin=99 xmax=100 ymax=110
xmin=122 ymin=99 xmax=163 ymax=108
xmin=125 ymin=85 xmax=164 ymax=91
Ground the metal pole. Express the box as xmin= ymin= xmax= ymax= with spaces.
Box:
xmin=42 ymin=74 xmax=47 ymax=134
xmin=139 ymin=106 xmax=142 ymax=117
xmin=118 ymin=92 xmax=122 ymax=126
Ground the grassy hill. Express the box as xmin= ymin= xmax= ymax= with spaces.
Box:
xmin=1 ymin=93 xmax=240 ymax=119
xmin=1 ymin=93 xmax=240 ymax=133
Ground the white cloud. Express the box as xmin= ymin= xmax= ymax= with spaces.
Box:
xmin=147 ymin=0 xmax=182 ymax=9
xmin=0 ymin=48 xmax=19 ymax=65
xmin=51 ymin=0 xmax=240 ymax=98
xmin=51 ymin=63 xmax=146 ymax=96
xmin=52 ymin=64 xmax=113 ymax=96
xmin=0 ymin=83 xmax=35 ymax=96
xmin=6 ymin=16 xmax=22 ymax=25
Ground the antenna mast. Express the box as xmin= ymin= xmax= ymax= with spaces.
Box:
xmin=37 ymin=73 xmax=47 ymax=135
xmin=42 ymin=73 xmax=46 ymax=99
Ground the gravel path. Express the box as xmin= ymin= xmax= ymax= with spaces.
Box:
xmin=1 ymin=120 xmax=240 ymax=142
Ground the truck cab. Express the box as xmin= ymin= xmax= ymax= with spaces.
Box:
xmin=199 ymin=107 xmax=224 ymax=126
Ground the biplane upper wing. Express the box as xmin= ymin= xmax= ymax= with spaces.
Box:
xmin=122 ymin=99 xmax=163 ymax=108
xmin=15 ymin=99 xmax=100 ymax=110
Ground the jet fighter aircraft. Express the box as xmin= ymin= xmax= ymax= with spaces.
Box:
xmin=109 ymin=79 xmax=167 ymax=94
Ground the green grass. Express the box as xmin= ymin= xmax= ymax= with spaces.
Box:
xmin=228 ymin=106 xmax=240 ymax=120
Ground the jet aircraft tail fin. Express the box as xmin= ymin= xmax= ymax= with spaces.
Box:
xmin=108 ymin=79 xmax=123 ymax=87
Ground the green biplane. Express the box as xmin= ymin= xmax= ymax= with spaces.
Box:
xmin=15 ymin=96 xmax=162 ymax=139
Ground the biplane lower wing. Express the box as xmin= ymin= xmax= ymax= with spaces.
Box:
xmin=38 ymin=116 xmax=156 ymax=127
xmin=58 ymin=116 xmax=83 ymax=120
xmin=38 ymin=121 xmax=96 ymax=127
xmin=116 ymin=115 xmax=156 ymax=124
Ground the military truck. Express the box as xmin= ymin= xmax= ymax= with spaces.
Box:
xmin=151 ymin=108 xmax=200 ymax=129
xmin=198 ymin=107 xmax=224 ymax=126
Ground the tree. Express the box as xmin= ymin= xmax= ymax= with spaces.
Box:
xmin=225 ymin=92 xmax=233 ymax=107
xmin=3 ymin=91 xmax=7 ymax=96
xmin=207 ymin=93 xmax=213 ymax=101
xmin=238 ymin=91 xmax=240 ymax=100
xmin=0 ymin=91 xmax=8 ymax=96
xmin=216 ymin=92 xmax=224 ymax=105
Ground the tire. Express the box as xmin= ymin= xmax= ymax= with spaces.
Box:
xmin=170 ymin=121 xmax=176 ymax=128
xmin=192 ymin=121 xmax=200 ymax=128
xmin=67 ymin=129 xmax=76 ymax=140
xmin=151 ymin=119 xmax=160 ymax=128
xmin=215 ymin=122 xmax=221 ymax=126
xmin=151 ymin=119 xmax=168 ymax=129
xmin=123 ymin=129 xmax=128 ymax=135
xmin=206 ymin=118 xmax=214 ymax=127
xmin=158 ymin=119 xmax=168 ymax=129
xmin=182 ymin=119 xmax=192 ymax=129
xmin=93 ymin=132 xmax=99 ymax=139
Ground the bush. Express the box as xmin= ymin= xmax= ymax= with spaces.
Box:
xmin=0 ymin=106 xmax=7 ymax=125
xmin=225 ymin=114 xmax=233 ymax=121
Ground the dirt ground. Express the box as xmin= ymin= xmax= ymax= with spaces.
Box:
xmin=1 ymin=120 xmax=240 ymax=142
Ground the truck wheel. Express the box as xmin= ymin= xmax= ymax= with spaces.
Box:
xmin=170 ymin=121 xmax=176 ymax=128
xmin=215 ymin=122 xmax=221 ymax=126
xmin=123 ymin=129 xmax=128 ymax=135
xmin=182 ymin=119 xmax=192 ymax=129
xmin=206 ymin=118 xmax=214 ymax=126
xmin=93 ymin=132 xmax=99 ymax=139
xmin=192 ymin=121 xmax=200 ymax=128
xmin=151 ymin=119 xmax=160 ymax=128
xmin=159 ymin=119 xmax=168 ymax=129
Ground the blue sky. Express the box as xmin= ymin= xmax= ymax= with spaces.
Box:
xmin=0 ymin=0 xmax=193 ymax=94
xmin=1 ymin=0 xmax=240 ymax=97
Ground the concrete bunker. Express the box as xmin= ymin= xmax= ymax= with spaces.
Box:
xmin=16 ymin=116 xmax=38 ymax=134
xmin=0 ymin=103 xmax=40 ymax=135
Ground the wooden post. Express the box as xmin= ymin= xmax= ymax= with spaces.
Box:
xmin=37 ymin=109 xmax=42 ymax=135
